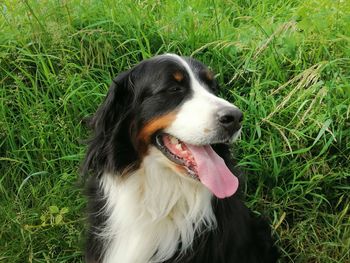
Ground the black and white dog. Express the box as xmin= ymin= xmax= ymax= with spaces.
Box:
xmin=83 ymin=54 xmax=278 ymax=263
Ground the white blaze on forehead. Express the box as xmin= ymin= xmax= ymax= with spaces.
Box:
xmin=164 ymin=54 xmax=238 ymax=145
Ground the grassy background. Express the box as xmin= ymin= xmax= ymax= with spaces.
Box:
xmin=1 ymin=0 xmax=349 ymax=262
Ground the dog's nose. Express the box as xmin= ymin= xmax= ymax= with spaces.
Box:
xmin=217 ymin=107 xmax=243 ymax=133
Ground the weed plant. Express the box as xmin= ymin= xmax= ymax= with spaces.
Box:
xmin=0 ymin=0 xmax=349 ymax=262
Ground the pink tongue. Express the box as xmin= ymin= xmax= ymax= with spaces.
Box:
xmin=186 ymin=144 xmax=239 ymax=199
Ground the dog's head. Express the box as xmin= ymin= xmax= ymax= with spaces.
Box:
xmin=83 ymin=54 xmax=243 ymax=198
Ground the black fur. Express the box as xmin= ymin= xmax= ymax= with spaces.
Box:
xmin=83 ymin=55 xmax=279 ymax=263
xmin=164 ymin=196 xmax=279 ymax=263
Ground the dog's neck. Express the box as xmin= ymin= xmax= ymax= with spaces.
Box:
xmin=99 ymin=148 xmax=216 ymax=263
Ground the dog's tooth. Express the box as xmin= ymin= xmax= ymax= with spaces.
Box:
xmin=175 ymin=144 xmax=182 ymax=150
xmin=170 ymin=136 xmax=178 ymax=145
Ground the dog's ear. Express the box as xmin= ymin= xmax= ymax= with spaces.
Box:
xmin=82 ymin=70 xmax=137 ymax=176
xmin=91 ymin=70 xmax=133 ymax=134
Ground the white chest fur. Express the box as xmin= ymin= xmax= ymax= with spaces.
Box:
xmin=99 ymin=148 xmax=216 ymax=263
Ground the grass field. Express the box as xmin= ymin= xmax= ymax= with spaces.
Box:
xmin=1 ymin=0 xmax=349 ymax=262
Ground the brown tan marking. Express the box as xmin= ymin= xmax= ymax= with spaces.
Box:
xmin=205 ymin=70 xmax=214 ymax=81
xmin=137 ymin=112 xmax=177 ymax=154
xmin=173 ymin=164 xmax=191 ymax=177
xmin=173 ymin=71 xmax=184 ymax=82
xmin=164 ymin=159 xmax=192 ymax=178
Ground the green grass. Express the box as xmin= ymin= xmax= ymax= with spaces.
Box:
xmin=1 ymin=0 xmax=349 ymax=262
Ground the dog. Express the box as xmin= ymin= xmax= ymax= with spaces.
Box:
xmin=82 ymin=54 xmax=279 ymax=263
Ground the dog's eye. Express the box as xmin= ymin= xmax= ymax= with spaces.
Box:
xmin=168 ymin=86 xmax=184 ymax=93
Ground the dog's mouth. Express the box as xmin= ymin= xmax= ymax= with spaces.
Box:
xmin=154 ymin=134 xmax=199 ymax=180
xmin=153 ymin=133 xmax=239 ymax=199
